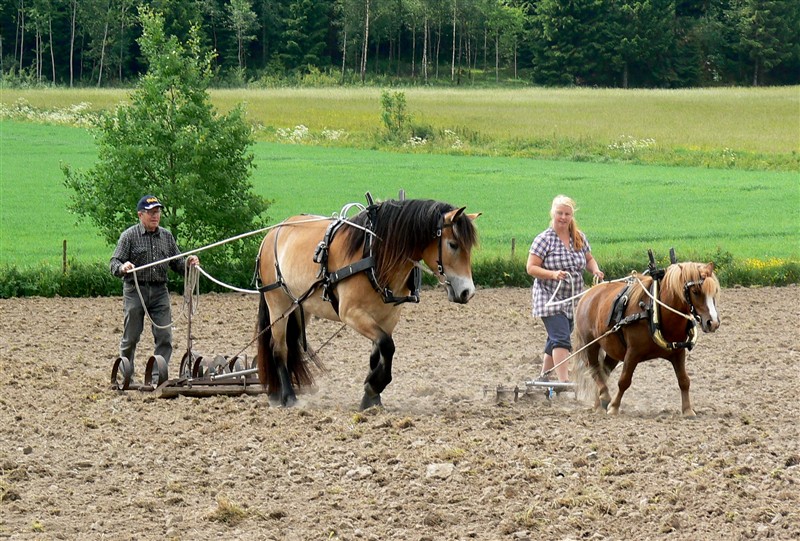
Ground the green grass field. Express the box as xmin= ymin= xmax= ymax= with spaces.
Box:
xmin=2 ymin=86 xmax=798 ymax=156
xmin=1 ymin=120 xmax=797 ymax=272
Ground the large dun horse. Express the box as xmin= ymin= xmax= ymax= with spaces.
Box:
xmin=256 ymin=198 xmax=479 ymax=410
xmin=574 ymin=261 xmax=720 ymax=416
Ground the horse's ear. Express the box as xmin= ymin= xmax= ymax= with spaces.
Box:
xmin=698 ymin=261 xmax=715 ymax=279
xmin=466 ymin=212 xmax=481 ymax=221
xmin=445 ymin=207 xmax=467 ymax=224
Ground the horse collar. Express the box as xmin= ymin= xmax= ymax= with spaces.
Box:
xmin=650 ymin=279 xmax=699 ymax=351
xmin=317 ymin=208 xmax=421 ymax=307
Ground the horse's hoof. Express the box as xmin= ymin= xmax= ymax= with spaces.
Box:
xmin=600 ymin=399 xmax=610 ymax=411
xmin=607 ymin=406 xmax=620 ymax=416
xmin=359 ymin=394 xmax=382 ymax=411
xmin=270 ymin=392 xmax=298 ymax=408
xmin=683 ymin=409 xmax=697 ymax=418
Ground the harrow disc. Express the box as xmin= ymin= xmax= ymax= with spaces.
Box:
xmin=210 ymin=355 xmax=229 ymax=376
xmin=194 ymin=355 xmax=222 ymax=378
xmin=228 ymin=355 xmax=246 ymax=373
xmin=191 ymin=355 xmax=206 ymax=378
xmin=179 ymin=351 xmax=200 ymax=379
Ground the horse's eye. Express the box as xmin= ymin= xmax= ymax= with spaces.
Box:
xmin=448 ymin=241 xmax=459 ymax=250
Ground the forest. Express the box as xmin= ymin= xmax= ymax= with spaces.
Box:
xmin=2 ymin=0 xmax=798 ymax=89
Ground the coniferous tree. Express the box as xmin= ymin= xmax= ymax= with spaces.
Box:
xmin=732 ymin=0 xmax=797 ymax=85
xmin=531 ymin=0 xmax=611 ymax=86
xmin=280 ymin=0 xmax=333 ymax=71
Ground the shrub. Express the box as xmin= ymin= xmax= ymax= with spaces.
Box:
xmin=380 ymin=90 xmax=410 ymax=142
xmin=1 ymin=254 xmax=796 ymax=299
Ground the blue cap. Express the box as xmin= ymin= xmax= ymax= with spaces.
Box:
xmin=137 ymin=195 xmax=164 ymax=211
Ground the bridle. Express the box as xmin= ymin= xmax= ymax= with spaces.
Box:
xmin=434 ymin=214 xmax=455 ymax=287
xmin=682 ymin=278 xmax=706 ymax=324
xmin=649 ymin=277 xmax=699 ymax=351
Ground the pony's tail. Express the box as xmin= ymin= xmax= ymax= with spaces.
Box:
xmin=573 ymin=331 xmax=596 ymax=404
xmin=256 ymin=294 xmax=278 ymax=395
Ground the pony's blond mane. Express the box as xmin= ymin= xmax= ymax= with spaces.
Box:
xmin=663 ymin=262 xmax=720 ymax=300
xmin=627 ymin=262 xmax=719 ymax=309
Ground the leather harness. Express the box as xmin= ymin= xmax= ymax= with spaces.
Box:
xmin=255 ymin=197 xmax=452 ymax=351
xmin=606 ymin=258 xmax=700 ymax=351
xmin=312 ymin=201 xmax=424 ymax=313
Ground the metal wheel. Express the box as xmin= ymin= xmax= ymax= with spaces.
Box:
xmin=111 ymin=356 xmax=133 ymax=390
xmin=144 ymin=355 xmax=168 ymax=387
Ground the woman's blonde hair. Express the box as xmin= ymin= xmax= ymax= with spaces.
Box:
xmin=549 ymin=194 xmax=584 ymax=250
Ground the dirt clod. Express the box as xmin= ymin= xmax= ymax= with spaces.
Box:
xmin=1 ymin=286 xmax=798 ymax=539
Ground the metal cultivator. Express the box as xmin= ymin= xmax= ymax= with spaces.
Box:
xmin=109 ymin=273 xmax=266 ymax=398
xmin=484 ymin=380 xmax=577 ymax=402
xmin=109 ymin=229 xmax=274 ymax=398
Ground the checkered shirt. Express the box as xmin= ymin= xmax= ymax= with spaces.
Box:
xmin=529 ymin=227 xmax=591 ymax=318
xmin=110 ymin=223 xmax=186 ymax=284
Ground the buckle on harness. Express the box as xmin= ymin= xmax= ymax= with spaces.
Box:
xmin=321 ymin=284 xmax=332 ymax=303
xmin=313 ymin=241 xmax=327 ymax=264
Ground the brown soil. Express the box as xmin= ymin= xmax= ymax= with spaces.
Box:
xmin=1 ymin=285 xmax=799 ymax=540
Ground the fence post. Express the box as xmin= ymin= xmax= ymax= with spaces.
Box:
xmin=63 ymin=240 xmax=67 ymax=274
xmin=511 ymin=237 xmax=516 ymax=258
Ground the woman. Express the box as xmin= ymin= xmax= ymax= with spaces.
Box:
xmin=526 ymin=195 xmax=604 ymax=383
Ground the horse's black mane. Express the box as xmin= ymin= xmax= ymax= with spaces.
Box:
xmin=342 ymin=199 xmax=478 ymax=286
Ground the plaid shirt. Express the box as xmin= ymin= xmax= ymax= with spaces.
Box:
xmin=529 ymin=227 xmax=591 ymax=318
xmin=110 ymin=223 xmax=186 ymax=283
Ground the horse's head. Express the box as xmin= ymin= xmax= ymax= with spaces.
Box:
xmin=422 ymin=207 xmax=480 ymax=304
xmin=666 ymin=262 xmax=721 ymax=333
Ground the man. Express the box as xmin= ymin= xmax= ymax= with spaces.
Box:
xmin=110 ymin=195 xmax=199 ymax=381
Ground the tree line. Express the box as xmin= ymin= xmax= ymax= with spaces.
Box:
xmin=2 ymin=0 xmax=798 ymax=89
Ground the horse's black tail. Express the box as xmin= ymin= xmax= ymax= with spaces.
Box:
xmin=256 ymin=295 xmax=315 ymax=396
xmin=256 ymin=294 xmax=278 ymax=395
xmin=285 ymin=310 xmax=315 ymax=388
